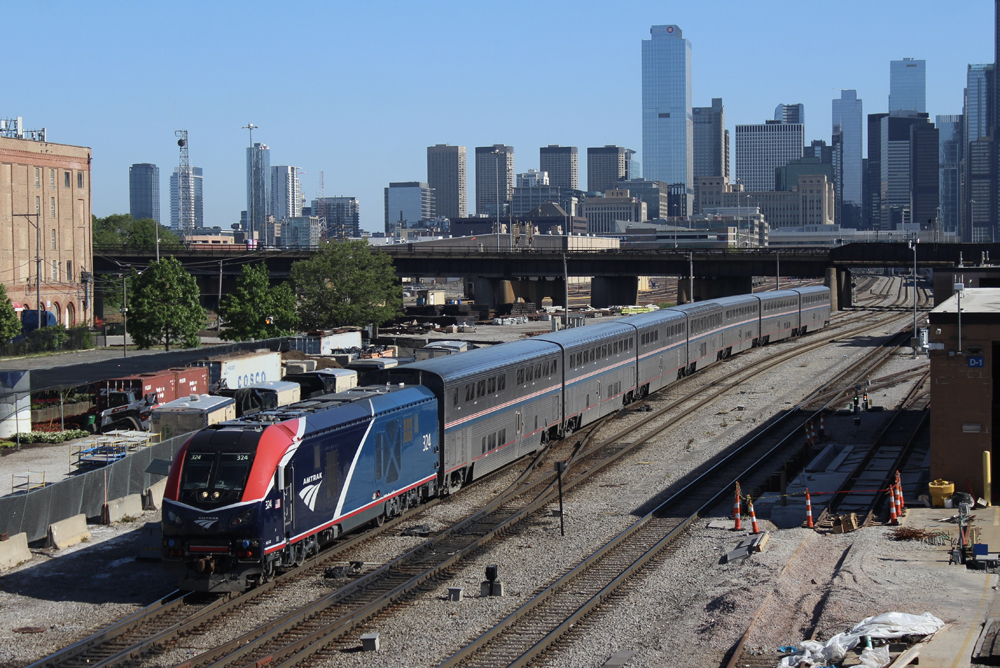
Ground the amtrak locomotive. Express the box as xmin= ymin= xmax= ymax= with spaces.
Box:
xmin=162 ymin=286 xmax=829 ymax=592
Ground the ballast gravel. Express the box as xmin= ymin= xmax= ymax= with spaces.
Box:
xmin=0 ymin=277 xmax=957 ymax=668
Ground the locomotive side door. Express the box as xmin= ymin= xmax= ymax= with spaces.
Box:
xmin=281 ymin=463 xmax=294 ymax=535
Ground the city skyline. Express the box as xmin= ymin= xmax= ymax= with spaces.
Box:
xmin=9 ymin=1 xmax=994 ymax=233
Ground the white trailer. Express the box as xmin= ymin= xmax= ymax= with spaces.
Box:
xmin=151 ymin=394 xmax=236 ymax=440
xmin=192 ymin=351 xmax=283 ymax=390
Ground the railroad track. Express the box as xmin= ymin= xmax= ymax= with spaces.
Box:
xmin=725 ymin=370 xmax=931 ymax=668
xmin=131 ymin=282 xmax=921 ymax=668
xmin=28 ymin=278 xmax=920 ymax=668
xmin=435 ymin=310 xmax=923 ymax=667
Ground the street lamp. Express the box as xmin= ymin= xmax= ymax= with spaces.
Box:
xmin=908 ymin=237 xmax=918 ymax=349
xmin=12 ymin=212 xmax=42 ymax=331
xmin=735 ymin=178 xmax=742 ymax=249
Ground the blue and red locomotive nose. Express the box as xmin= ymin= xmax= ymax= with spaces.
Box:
xmin=162 ymin=500 xmax=261 ymax=536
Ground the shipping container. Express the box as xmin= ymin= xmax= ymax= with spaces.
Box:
xmin=191 ymin=351 xmax=282 ymax=390
xmin=151 ymin=394 xmax=236 ymax=440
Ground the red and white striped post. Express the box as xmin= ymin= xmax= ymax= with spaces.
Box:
xmin=804 ymin=423 xmax=812 ymax=446
xmin=748 ymin=496 xmax=760 ymax=534
xmin=888 ymin=486 xmax=898 ymax=525
xmin=819 ymin=414 xmax=826 ymax=438
xmin=733 ymin=482 xmax=742 ymax=531
xmin=805 ymin=488 xmax=814 ymax=529
xmin=895 ymin=472 xmax=904 ymax=512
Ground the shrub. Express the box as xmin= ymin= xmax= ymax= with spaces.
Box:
xmin=13 ymin=430 xmax=89 ymax=444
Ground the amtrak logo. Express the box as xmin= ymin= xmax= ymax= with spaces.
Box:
xmin=299 ymin=482 xmax=322 ymax=512
xmin=194 ymin=518 xmax=217 ymax=529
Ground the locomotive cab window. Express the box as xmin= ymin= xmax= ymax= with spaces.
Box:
xmin=179 ymin=450 xmax=255 ymax=508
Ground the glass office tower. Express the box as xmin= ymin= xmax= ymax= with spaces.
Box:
xmin=890 ymin=59 xmax=926 ymax=113
xmin=129 ymin=163 xmax=160 ymax=223
xmin=641 ymin=24 xmax=692 ymax=212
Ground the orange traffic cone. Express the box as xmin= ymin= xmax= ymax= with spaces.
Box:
xmin=896 ymin=483 xmax=905 ymax=516
xmin=889 ymin=486 xmax=898 ymax=525
xmin=748 ymin=496 xmax=760 ymax=534
xmin=805 ymin=488 xmax=814 ymax=529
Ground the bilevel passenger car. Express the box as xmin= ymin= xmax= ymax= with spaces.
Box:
xmin=163 ymin=285 xmax=830 ymax=592
xmin=161 ymin=385 xmax=439 ymax=592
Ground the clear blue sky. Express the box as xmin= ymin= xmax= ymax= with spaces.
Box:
xmin=5 ymin=1 xmax=994 ymax=233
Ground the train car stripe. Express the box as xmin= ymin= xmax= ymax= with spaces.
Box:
xmin=335 ymin=402 xmax=376 ymax=519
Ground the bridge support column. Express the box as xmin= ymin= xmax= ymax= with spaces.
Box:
xmin=692 ymin=276 xmax=754 ymax=301
xmin=677 ymin=277 xmax=693 ymax=305
xmin=591 ymin=276 xmax=638 ymax=309
xmin=473 ymin=278 xmax=515 ymax=308
xmin=511 ymin=278 xmax=566 ymax=308
xmin=837 ymin=268 xmax=853 ymax=308
xmin=825 ymin=267 xmax=840 ymax=311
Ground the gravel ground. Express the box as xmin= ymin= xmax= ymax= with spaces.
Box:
xmin=2 ymin=276 xmax=952 ymax=668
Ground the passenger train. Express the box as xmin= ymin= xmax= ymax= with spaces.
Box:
xmin=161 ymin=286 xmax=830 ymax=592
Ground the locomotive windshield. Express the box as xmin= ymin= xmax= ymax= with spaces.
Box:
xmin=179 ymin=450 xmax=256 ymax=508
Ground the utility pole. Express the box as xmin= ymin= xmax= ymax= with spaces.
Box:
xmin=217 ymin=260 xmax=224 ymax=332
xmin=122 ymin=273 xmax=128 ymax=358
xmin=13 ymin=213 xmax=42 ymax=329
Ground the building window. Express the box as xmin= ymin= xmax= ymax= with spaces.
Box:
xmin=64 ymin=172 xmax=70 ymax=188
xmin=51 ymin=260 xmax=58 ymax=282
xmin=51 ymin=229 xmax=56 ymax=250
xmin=50 ymin=197 xmax=55 ymax=217
xmin=66 ymin=261 xmax=73 ymax=282
xmin=50 ymin=169 xmax=55 ymax=188
xmin=77 ymin=172 xmax=83 ymax=188
xmin=34 ymin=168 xmax=40 ymax=188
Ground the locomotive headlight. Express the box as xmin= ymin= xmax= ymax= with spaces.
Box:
xmin=167 ymin=511 xmax=183 ymax=525
xmin=230 ymin=509 xmax=254 ymax=528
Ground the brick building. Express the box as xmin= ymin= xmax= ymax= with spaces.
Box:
xmin=0 ymin=135 xmax=93 ymax=327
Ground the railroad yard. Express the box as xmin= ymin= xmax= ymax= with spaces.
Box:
xmin=1 ymin=275 xmax=991 ymax=668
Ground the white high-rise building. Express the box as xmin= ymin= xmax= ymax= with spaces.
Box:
xmin=517 ymin=169 xmax=549 ymax=187
xmin=642 ymin=25 xmax=693 ymax=211
xmin=734 ymin=122 xmax=803 ymax=192
xmin=270 ymin=166 xmax=302 ymax=221
xmin=170 ymin=166 xmax=202 ymax=232
xmin=832 ymin=90 xmax=863 ymax=214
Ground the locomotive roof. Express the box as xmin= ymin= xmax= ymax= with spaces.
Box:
xmin=210 ymin=384 xmax=434 ymax=434
xmin=393 ymin=338 xmax=559 ymax=381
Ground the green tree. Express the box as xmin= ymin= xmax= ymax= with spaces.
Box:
xmin=127 ymin=256 xmax=205 ymax=350
xmin=290 ymin=239 xmax=401 ymax=329
xmin=92 ymin=214 xmax=181 ymax=250
xmin=219 ymin=263 xmax=299 ymax=341
xmin=0 ymin=284 xmax=22 ymax=341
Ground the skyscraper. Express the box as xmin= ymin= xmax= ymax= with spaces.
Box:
xmin=587 ymin=145 xmax=635 ymax=192
xmin=475 ymin=145 xmax=514 ymax=216
xmin=384 ymin=182 xmax=434 ymax=234
xmin=889 ymin=58 xmax=927 ymax=113
xmin=774 ymin=103 xmax=805 ymax=125
xmin=964 ymin=64 xmax=994 ymax=241
xmin=129 ymin=163 xmax=160 ymax=223
xmin=270 ymin=165 xmax=302 ymax=221
xmin=937 ymin=115 xmax=964 ymax=233
xmin=832 ymin=90 xmax=863 ymax=226
xmin=879 ymin=112 xmax=934 ymax=229
xmin=170 ymin=166 xmax=201 ymax=232
xmin=539 ymin=145 xmax=578 ymax=190
xmin=313 ymin=196 xmax=360 ymax=239
xmin=426 ymin=144 xmax=466 ymax=219
xmin=734 ymin=121 xmax=803 ymax=192
xmin=866 ymin=113 xmax=889 ymax=229
xmin=641 ymin=24 xmax=693 ymax=210
xmin=246 ymin=143 xmax=270 ymax=239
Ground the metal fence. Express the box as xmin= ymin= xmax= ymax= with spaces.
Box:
xmin=0 ymin=433 xmax=189 ymax=543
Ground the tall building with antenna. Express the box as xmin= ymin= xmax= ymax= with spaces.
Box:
xmin=170 ymin=166 xmax=202 ymax=231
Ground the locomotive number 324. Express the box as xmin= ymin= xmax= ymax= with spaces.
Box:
xmin=422 ymin=434 xmax=432 ymax=451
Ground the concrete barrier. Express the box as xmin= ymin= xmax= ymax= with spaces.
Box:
xmin=144 ymin=479 xmax=167 ymax=510
xmin=0 ymin=533 xmax=31 ymax=570
xmin=47 ymin=514 xmax=91 ymax=549
xmin=102 ymin=494 xmax=144 ymax=524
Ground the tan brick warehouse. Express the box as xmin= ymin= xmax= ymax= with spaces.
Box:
xmin=0 ymin=135 xmax=92 ymax=327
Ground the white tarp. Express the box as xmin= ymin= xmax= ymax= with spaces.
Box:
xmin=778 ymin=612 xmax=943 ymax=667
